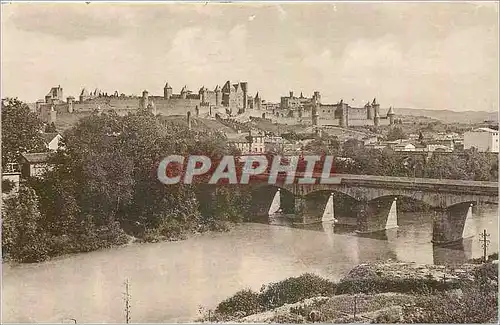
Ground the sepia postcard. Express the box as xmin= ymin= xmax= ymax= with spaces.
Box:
xmin=1 ymin=1 xmax=498 ymax=324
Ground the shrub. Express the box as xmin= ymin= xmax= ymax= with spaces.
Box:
xmin=259 ymin=273 xmax=336 ymax=310
xmin=335 ymin=277 xmax=462 ymax=295
xmin=403 ymin=283 xmax=498 ymax=323
xmin=473 ymin=263 xmax=498 ymax=284
xmin=2 ymin=179 xmax=15 ymax=193
xmin=215 ymin=289 xmax=263 ymax=318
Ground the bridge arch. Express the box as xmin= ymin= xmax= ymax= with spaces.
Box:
xmin=249 ymin=184 xmax=295 ymax=218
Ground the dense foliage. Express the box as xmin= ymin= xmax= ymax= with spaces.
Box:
xmin=259 ymin=273 xmax=336 ymax=309
xmin=2 ymin=107 xmax=251 ymax=262
xmin=215 ymin=289 xmax=263 ymax=318
xmin=1 ymin=98 xmax=47 ymax=168
xmin=313 ymin=136 xmax=500 ymax=181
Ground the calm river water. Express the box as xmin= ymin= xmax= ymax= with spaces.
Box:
xmin=2 ymin=207 xmax=498 ymax=323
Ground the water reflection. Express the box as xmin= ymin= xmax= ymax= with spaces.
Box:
xmin=433 ymin=238 xmax=473 ymax=265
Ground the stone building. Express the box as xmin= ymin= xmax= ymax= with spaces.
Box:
xmin=44 ymin=85 xmax=64 ymax=104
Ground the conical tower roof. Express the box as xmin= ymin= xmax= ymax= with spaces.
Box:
xmin=387 ymin=106 xmax=395 ymax=116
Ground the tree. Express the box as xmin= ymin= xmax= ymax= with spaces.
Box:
xmin=386 ymin=127 xmax=408 ymax=141
xmin=44 ymin=122 xmax=57 ymax=133
xmin=2 ymin=185 xmax=49 ymax=262
xmin=1 ymin=98 xmax=46 ymax=168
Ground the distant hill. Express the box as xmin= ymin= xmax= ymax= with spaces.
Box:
xmin=396 ymin=107 xmax=498 ymax=124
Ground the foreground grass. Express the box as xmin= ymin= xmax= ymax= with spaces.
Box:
xmin=198 ymin=262 xmax=498 ymax=323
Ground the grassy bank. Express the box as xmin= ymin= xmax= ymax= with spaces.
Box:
xmin=198 ymin=261 xmax=498 ymax=323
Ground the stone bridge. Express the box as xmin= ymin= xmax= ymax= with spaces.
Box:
xmin=250 ymin=174 xmax=498 ymax=245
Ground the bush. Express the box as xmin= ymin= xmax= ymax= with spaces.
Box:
xmin=473 ymin=263 xmax=498 ymax=283
xmin=2 ymin=179 xmax=15 ymax=193
xmin=215 ymin=289 xmax=263 ymax=318
xmin=259 ymin=273 xmax=336 ymax=310
xmin=335 ymin=278 xmax=462 ymax=295
xmin=403 ymin=283 xmax=498 ymax=323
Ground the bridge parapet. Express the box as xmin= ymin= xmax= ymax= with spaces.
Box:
xmin=256 ymin=174 xmax=497 ymax=209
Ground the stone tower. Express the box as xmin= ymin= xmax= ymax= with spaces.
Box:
xmin=312 ymin=101 xmax=319 ymax=126
xmin=199 ymin=86 xmax=209 ymax=105
xmin=374 ymin=109 xmax=380 ymax=126
xmin=141 ymin=90 xmax=149 ymax=109
xmin=241 ymin=82 xmax=248 ymax=110
xmin=372 ymin=98 xmax=380 ymax=122
xmin=338 ymin=99 xmax=348 ymax=127
xmin=254 ymin=92 xmax=262 ymax=110
xmin=80 ymin=88 xmax=90 ymax=102
xmin=164 ymin=83 xmax=173 ymax=99
xmin=67 ymin=96 xmax=75 ymax=113
xmin=180 ymin=86 xmax=188 ymax=99
xmin=49 ymin=105 xmax=57 ymax=124
xmin=365 ymin=101 xmax=373 ymax=120
xmin=215 ymin=85 xmax=221 ymax=106
xmin=387 ymin=106 xmax=395 ymax=125
xmin=312 ymin=91 xmax=321 ymax=104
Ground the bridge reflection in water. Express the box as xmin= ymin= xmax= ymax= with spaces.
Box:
xmin=257 ymin=208 xmax=492 ymax=265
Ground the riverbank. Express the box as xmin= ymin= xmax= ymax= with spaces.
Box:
xmin=2 ymin=220 xmax=236 ymax=266
xmin=200 ymin=261 xmax=498 ymax=323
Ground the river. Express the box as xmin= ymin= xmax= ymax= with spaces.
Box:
xmin=2 ymin=207 xmax=498 ymax=323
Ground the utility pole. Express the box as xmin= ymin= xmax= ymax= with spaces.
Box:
xmin=124 ymin=279 xmax=131 ymax=324
xmin=353 ymin=295 xmax=357 ymax=320
xmin=479 ymin=229 xmax=490 ymax=263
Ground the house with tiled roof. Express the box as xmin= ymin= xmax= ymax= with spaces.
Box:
xmin=20 ymin=152 xmax=53 ymax=178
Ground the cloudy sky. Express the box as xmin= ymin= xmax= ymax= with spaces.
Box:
xmin=1 ymin=2 xmax=498 ymax=111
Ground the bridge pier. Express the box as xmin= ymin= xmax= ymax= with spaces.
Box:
xmin=432 ymin=238 xmax=473 ymax=265
xmin=294 ymin=193 xmax=338 ymax=225
xmin=432 ymin=202 xmax=473 ymax=245
xmin=294 ymin=195 xmax=306 ymax=222
xmin=356 ymin=198 xmax=398 ymax=233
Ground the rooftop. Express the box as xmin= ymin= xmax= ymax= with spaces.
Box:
xmin=21 ymin=152 xmax=52 ymax=163
xmin=41 ymin=132 xmax=60 ymax=144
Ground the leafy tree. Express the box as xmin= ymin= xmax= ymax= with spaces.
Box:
xmin=44 ymin=122 xmax=57 ymax=133
xmin=386 ymin=127 xmax=408 ymax=141
xmin=342 ymin=138 xmax=364 ymax=157
xmin=2 ymin=185 xmax=49 ymax=262
xmin=1 ymin=98 xmax=46 ymax=168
